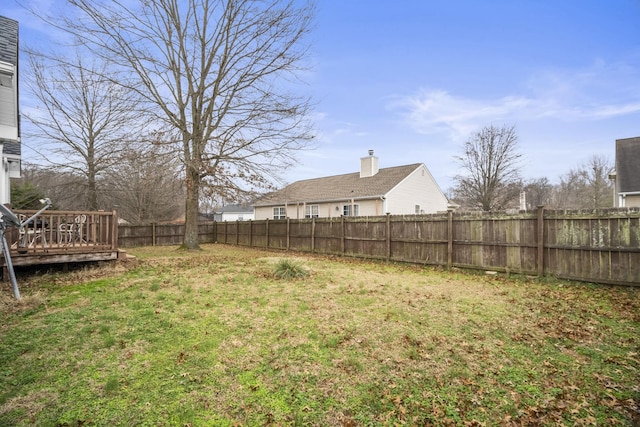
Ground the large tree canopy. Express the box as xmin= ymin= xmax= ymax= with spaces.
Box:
xmin=58 ymin=0 xmax=315 ymax=249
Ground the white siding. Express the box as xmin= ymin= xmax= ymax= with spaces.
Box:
xmin=385 ymin=165 xmax=448 ymax=214
xmin=620 ymin=194 xmax=640 ymax=208
xmin=254 ymin=198 xmax=385 ymax=220
xmin=220 ymin=212 xmax=255 ymax=221
xmin=254 ymin=207 xmax=272 ymax=220
xmin=0 ymin=63 xmax=17 ymax=141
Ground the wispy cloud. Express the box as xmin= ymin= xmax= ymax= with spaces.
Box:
xmin=394 ymin=90 xmax=535 ymax=138
xmin=393 ymin=58 xmax=640 ymax=139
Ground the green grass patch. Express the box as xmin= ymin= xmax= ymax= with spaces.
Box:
xmin=0 ymin=244 xmax=638 ymax=426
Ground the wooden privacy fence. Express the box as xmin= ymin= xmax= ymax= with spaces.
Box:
xmin=118 ymin=222 xmax=217 ymax=248
xmin=205 ymin=207 xmax=640 ymax=286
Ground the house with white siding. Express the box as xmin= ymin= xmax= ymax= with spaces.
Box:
xmin=253 ymin=151 xmax=449 ymax=220
xmin=0 ymin=16 xmax=21 ymax=204
xmin=213 ymin=204 xmax=255 ymax=221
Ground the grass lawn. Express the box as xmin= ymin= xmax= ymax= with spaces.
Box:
xmin=0 ymin=244 xmax=638 ymax=426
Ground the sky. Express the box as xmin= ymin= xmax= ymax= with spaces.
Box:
xmin=6 ymin=0 xmax=640 ymax=193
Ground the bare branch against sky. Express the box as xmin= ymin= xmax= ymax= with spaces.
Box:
xmin=23 ymin=49 xmax=147 ymax=210
xmin=453 ymin=124 xmax=523 ymax=211
xmin=45 ymin=0 xmax=316 ymax=249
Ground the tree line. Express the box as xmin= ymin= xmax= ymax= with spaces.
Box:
xmin=448 ymin=124 xmax=615 ymax=211
xmin=12 ymin=146 xmax=185 ymax=224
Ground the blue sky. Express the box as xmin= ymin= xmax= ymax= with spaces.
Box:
xmin=7 ymin=0 xmax=640 ymax=192
xmin=300 ymin=0 xmax=640 ymax=191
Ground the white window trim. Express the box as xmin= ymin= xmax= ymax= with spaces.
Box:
xmin=343 ymin=204 xmax=359 ymax=217
xmin=273 ymin=206 xmax=286 ymax=220
xmin=305 ymin=204 xmax=319 ymax=218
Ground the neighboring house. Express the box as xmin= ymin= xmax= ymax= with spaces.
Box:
xmin=253 ymin=151 xmax=449 ymax=220
xmin=0 ymin=16 xmax=21 ymax=205
xmin=213 ymin=204 xmax=255 ymax=222
xmin=610 ymin=136 xmax=640 ymax=208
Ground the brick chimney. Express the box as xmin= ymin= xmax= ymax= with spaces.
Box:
xmin=360 ymin=150 xmax=379 ymax=178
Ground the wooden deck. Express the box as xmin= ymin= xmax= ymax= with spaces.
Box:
xmin=2 ymin=210 xmax=120 ymax=270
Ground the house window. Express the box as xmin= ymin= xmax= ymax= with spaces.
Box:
xmin=305 ymin=205 xmax=319 ymax=218
xmin=273 ymin=207 xmax=286 ymax=219
xmin=415 ymin=204 xmax=421 ymax=214
xmin=343 ymin=204 xmax=359 ymax=216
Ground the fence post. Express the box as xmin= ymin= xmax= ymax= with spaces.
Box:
xmin=341 ymin=216 xmax=345 ymax=254
xmin=537 ymin=205 xmax=545 ymax=276
xmin=311 ymin=218 xmax=316 ymax=253
xmin=447 ymin=208 xmax=454 ymax=269
xmin=386 ymin=213 xmax=391 ymax=261
xmin=266 ymin=219 xmax=269 ymax=249
xmin=152 ymin=222 xmax=156 ymax=246
xmin=248 ymin=220 xmax=252 ymax=247
xmin=286 ymin=218 xmax=290 ymax=250
xmin=235 ymin=220 xmax=239 ymax=245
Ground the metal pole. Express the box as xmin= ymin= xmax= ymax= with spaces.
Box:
xmin=1 ymin=230 xmax=20 ymax=300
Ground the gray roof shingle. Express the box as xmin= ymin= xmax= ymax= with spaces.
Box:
xmin=216 ymin=204 xmax=254 ymax=213
xmin=616 ymin=137 xmax=640 ymax=193
xmin=0 ymin=16 xmax=19 ymax=66
xmin=254 ymin=163 xmax=422 ymax=206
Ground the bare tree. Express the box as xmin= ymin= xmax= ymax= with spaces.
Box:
xmin=523 ymin=177 xmax=555 ymax=210
xmin=453 ymin=124 xmax=523 ymax=211
xmin=556 ymin=155 xmax=613 ymax=209
xmin=22 ymin=50 xmax=146 ymax=210
xmin=56 ymin=0 xmax=315 ymax=250
xmin=102 ymin=146 xmax=185 ymax=224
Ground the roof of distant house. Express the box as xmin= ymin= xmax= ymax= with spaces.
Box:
xmin=215 ymin=204 xmax=254 ymax=214
xmin=616 ymin=137 xmax=640 ymax=193
xmin=254 ymin=163 xmax=423 ymax=207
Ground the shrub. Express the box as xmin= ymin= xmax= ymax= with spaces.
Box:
xmin=273 ymin=259 xmax=309 ymax=279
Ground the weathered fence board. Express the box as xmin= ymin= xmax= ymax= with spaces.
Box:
xmin=313 ymin=219 xmax=343 ymax=254
xmin=539 ymin=211 xmax=640 ymax=285
xmin=118 ymin=222 xmax=215 ymax=247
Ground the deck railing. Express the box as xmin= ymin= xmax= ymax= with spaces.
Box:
xmin=6 ymin=210 xmax=119 ymax=255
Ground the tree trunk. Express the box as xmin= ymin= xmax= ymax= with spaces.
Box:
xmin=88 ymin=162 xmax=98 ymax=211
xmin=182 ymin=165 xmax=201 ymax=250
